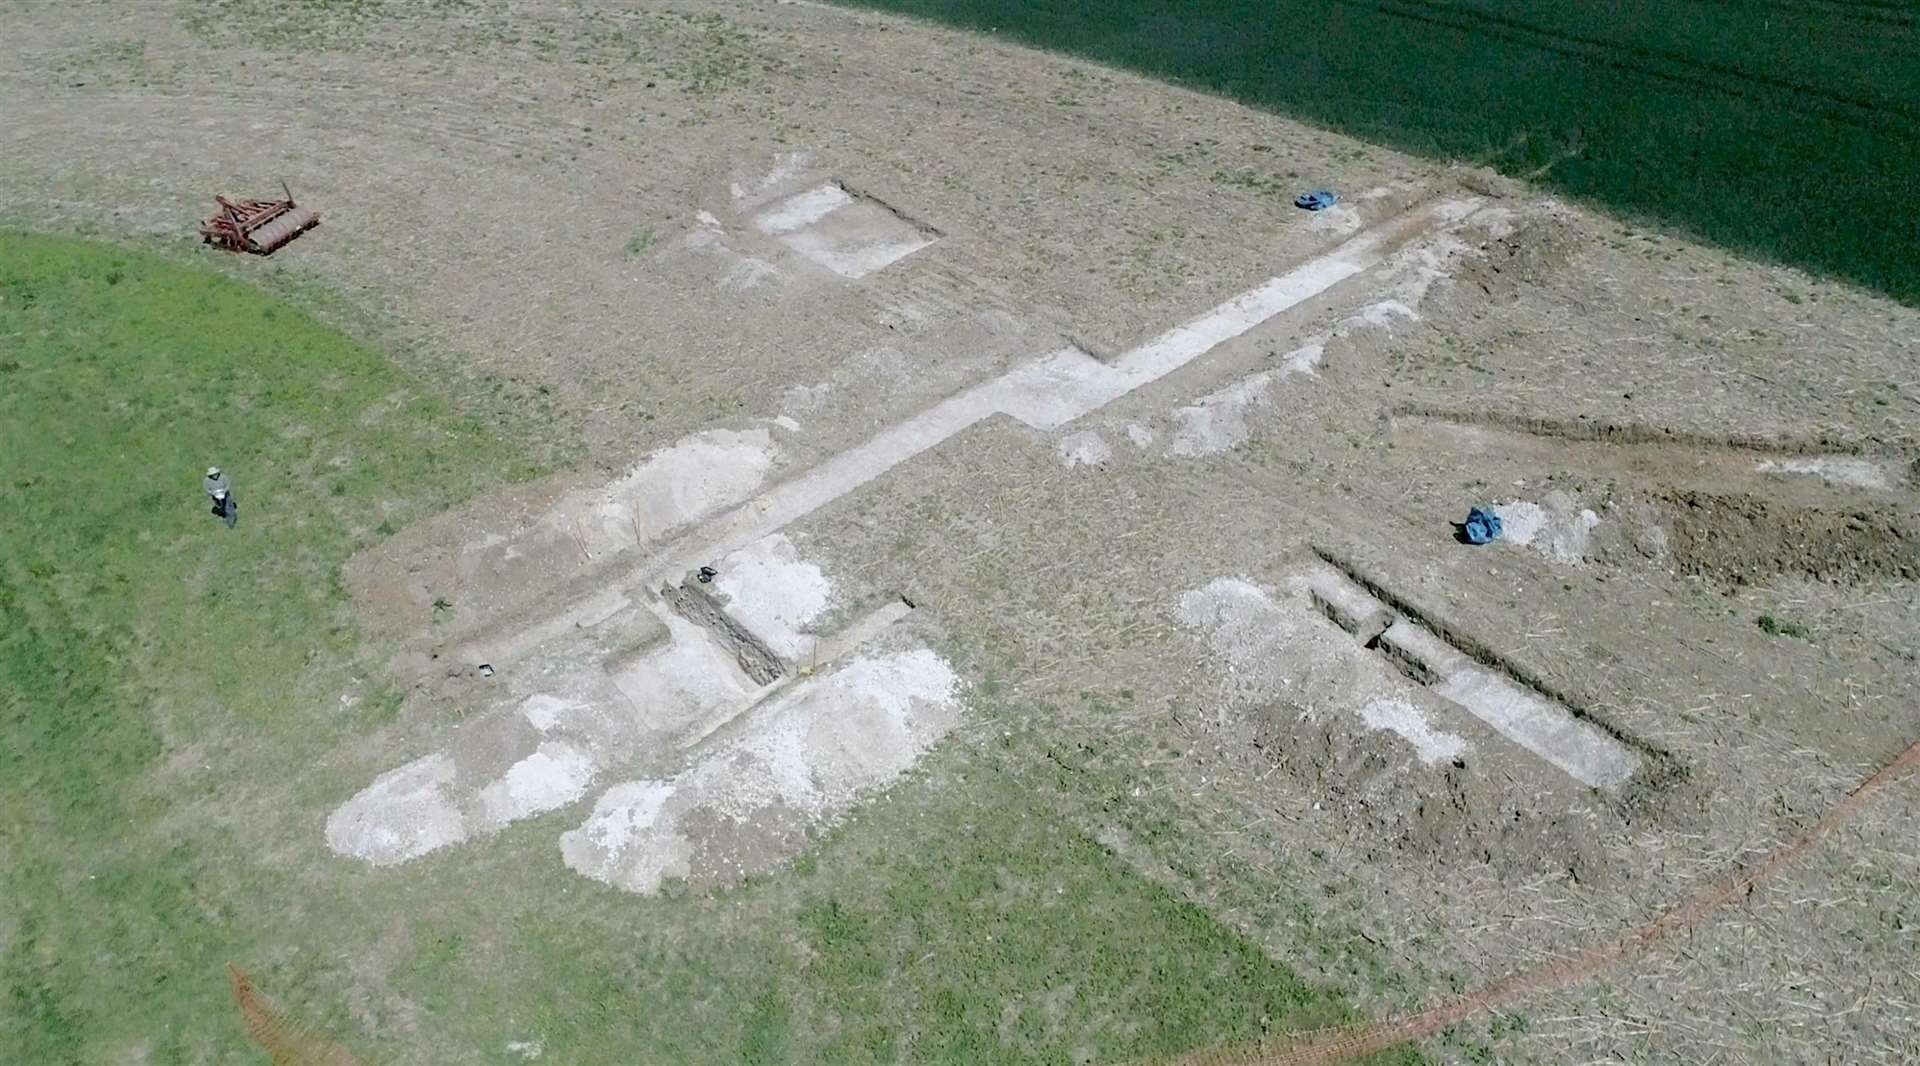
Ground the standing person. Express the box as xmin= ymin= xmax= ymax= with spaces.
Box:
xmin=204 ymin=466 xmax=238 ymax=529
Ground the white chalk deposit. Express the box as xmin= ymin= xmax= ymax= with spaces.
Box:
xmin=710 ymin=534 xmax=833 ymax=659
xmin=475 ymin=741 xmax=595 ymax=831
xmin=325 ymin=753 xmax=469 ymax=866
xmin=1495 ymin=496 xmax=1601 ymax=564
xmin=753 ymin=183 xmax=936 ymax=279
xmin=1176 ymin=576 xmax=1395 ymax=713
xmin=1360 ymin=698 xmax=1468 ymax=765
xmin=560 ymin=648 xmax=962 ymax=894
xmin=1757 ymin=456 xmax=1898 ymax=491
xmin=577 ymin=428 xmax=779 ymax=549
xmin=1059 ymin=429 xmax=1113 ymax=467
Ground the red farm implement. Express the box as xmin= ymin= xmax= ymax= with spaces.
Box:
xmin=199 ymin=183 xmax=320 ymax=255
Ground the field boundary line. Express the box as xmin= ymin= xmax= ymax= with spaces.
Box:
xmin=1337 ymin=0 xmax=1917 ymax=132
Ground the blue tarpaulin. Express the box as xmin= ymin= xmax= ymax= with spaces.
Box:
xmin=1294 ymin=190 xmax=1339 ymax=211
xmin=1462 ymin=507 xmax=1503 ymax=545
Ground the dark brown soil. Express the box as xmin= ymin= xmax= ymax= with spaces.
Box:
xmin=1247 ymin=700 xmax=1615 ymax=887
xmin=1642 ymin=489 xmax=1919 ymax=587
xmin=1450 ymin=213 xmax=1577 ymax=306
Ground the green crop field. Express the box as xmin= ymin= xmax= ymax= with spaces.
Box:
xmin=0 ymin=233 xmax=1419 ymax=1064
xmin=836 ymin=0 xmax=1920 ymax=304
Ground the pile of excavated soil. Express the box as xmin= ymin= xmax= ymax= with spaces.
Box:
xmin=1608 ymin=488 xmax=1920 ymax=588
xmin=1447 ymin=211 xmax=1578 ymax=306
xmin=1247 ymin=697 xmax=1614 ymax=885
xmin=1176 ymin=576 xmax=1616 ymax=884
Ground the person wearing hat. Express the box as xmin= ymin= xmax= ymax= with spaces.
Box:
xmin=204 ymin=466 xmax=237 ymax=529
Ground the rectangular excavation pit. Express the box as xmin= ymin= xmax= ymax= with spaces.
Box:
xmin=1377 ymin=620 xmax=1638 ymax=790
xmin=1301 ymin=564 xmax=1642 ymax=791
xmin=660 ymin=578 xmax=787 ymax=685
xmin=677 ymin=594 xmax=922 ymax=755
xmin=1305 ymin=568 xmax=1395 ymax=644
xmin=589 ymin=602 xmax=673 ymax=673
xmin=752 ymin=182 xmax=938 ymax=279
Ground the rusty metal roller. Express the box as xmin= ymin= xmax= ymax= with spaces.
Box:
xmin=246 ymin=205 xmax=320 ymax=254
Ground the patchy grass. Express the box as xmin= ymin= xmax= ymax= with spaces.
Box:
xmin=671 ymin=11 xmax=761 ymax=94
xmin=1756 ymin=613 xmax=1811 ymax=640
xmin=0 ymin=232 xmax=1419 ymax=1064
xmin=625 ymin=229 xmax=657 ymax=257
xmin=832 ymin=0 xmax=1920 ymax=304
xmin=1210 ymin=168 xmax=1301 ymax=199
xmin=417 ymin=751 xmax=1420 ymax=1064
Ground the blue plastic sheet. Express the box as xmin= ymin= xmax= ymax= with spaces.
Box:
xmin=1462 ymin=506 xmax=1503 ymax=545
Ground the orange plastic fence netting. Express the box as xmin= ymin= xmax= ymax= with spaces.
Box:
xmin=228 ymin=964 xmax=365 ymax=1066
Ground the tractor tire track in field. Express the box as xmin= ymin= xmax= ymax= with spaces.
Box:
xmin=1376 ymin=0 xmax=1920 ymax=95
xmin=1167 ymin=735 xmax=1920 ymax=1066
xmin=1734 ymin=0 xmax=1917 ymax=34
xmin=1338 ymin=0 xmax=1920 ymax=133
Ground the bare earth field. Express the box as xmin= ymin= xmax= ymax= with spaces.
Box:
xmin=4 ymin=1 xmax=1917 ymax=1062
